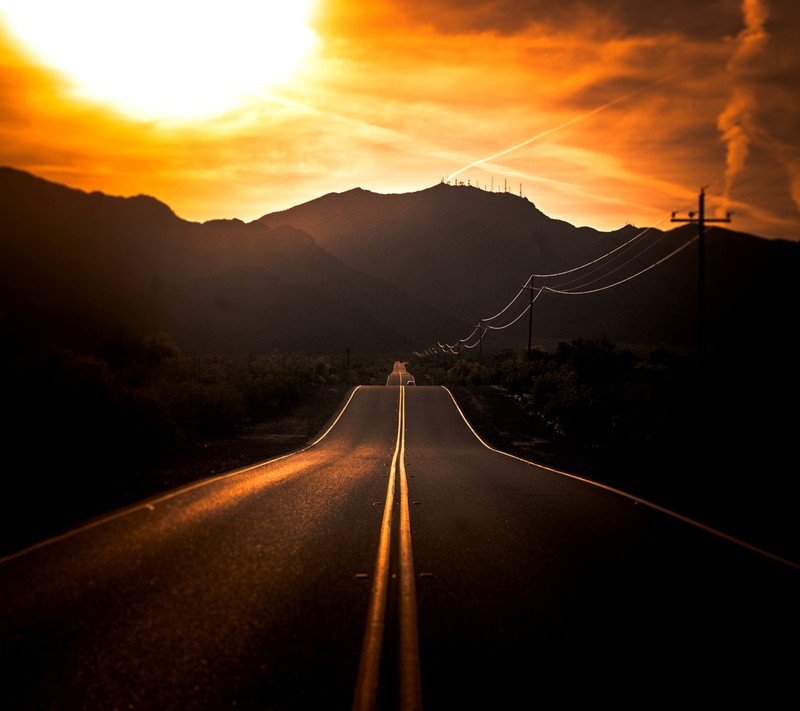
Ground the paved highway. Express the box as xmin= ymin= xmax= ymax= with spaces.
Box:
xmin=2 ymin=361 xmax=798 ymax=709
xmin=385 ymin=361 xmax=414 ymax=386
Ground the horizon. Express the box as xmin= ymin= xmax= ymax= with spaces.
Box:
xmin=3 ymin=163 xmax=785 ymax=242
xmin=0 ymin=1 xmax=798 ymax=241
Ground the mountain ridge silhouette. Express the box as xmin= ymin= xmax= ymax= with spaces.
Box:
xmin=257 ymin=180 xmax=797 ymax=354
xmin=1 ymin=166 xmax=796 ymax=357
xmin=0 ymin=167 xmax=465 ymax=355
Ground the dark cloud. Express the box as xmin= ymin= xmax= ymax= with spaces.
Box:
xmin=396 ymin=0 xmax=745 ymax=39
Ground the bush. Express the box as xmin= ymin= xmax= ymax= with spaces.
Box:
xmin=412 ymin=338 xmax=698 ymax=453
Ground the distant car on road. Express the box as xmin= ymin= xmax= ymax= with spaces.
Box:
xmin=406 ymin=380 xmax=415 ymax=385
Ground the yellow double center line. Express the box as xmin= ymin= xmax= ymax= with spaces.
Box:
xmin=352 ymin=385 xmax=423 ymax=711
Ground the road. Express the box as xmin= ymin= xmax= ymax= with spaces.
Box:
xmin=385 ymin=361 xmax=414 ymax=386
xmin=2 ymin=361 xmax=799 ymax=709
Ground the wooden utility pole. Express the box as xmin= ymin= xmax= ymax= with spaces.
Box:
xmin=526 ymin=278 xmax=535 ymax=358
xmin=671 ymin=187 xmax=731 ymax=367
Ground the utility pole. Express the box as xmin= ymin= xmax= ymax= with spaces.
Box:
xmin=525 ymin=278 xmax=535 ymax=358
xmin=671 ymin=187 xmax=731 ymax=368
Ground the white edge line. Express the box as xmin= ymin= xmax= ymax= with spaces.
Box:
xmin=441 ymin=386 xmax=800 ymax=572
xmin=0 ymin=385 xmax=364 ymax=565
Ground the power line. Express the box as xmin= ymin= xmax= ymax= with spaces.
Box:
xmin=429 ymin=221 xmax=695 ymax=354
xmin=542 ymin=235 xmax=697 ymax=295
xmin=427 ymin=213 xmax=705 ymax=356
xmin=479 ymin=278 xmax=531 ymax=324
xmin=530 ymin=225 xmax=658 ymax=280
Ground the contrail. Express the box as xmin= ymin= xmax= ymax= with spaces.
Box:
xmin=446 ymin=69 xmax=688 ymax=183
xmin=717 ymin=0 xmax=769 ymax=209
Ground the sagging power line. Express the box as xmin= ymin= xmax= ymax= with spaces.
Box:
xmin=422 ymin=209 xmax=703 ymax=358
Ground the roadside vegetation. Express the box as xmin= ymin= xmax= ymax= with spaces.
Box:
xmin=411 ymin=338 xmax=797 ymax=561
xmin=0 ymin=319 xmax=392 ymax=553
xmin=2 ymin=317 xmax=795 ymax=562
xmin=412 ymin=339 xmax=698 ymax=479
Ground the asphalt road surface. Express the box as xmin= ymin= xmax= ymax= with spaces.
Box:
xmin=2 ymin=361 xmax=799 ymax=709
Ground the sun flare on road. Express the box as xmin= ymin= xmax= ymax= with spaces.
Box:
xmin=0 ymin=0 xmax=318 ymax=121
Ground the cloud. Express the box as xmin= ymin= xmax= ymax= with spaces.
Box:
xmin=0 ymin=1 xmax=796 ymax=239
xmin=362 ymin=0 xmax=743 ymax=39
xmin=445 ymin=66 xmax=692 ymax=183
xmin=710 ymin=0 xmax=800 ymax=231
xmin=717 ymin=0 xmax=769 ymax=208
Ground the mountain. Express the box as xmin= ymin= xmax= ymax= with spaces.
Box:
xmin=257 ymin=183 xmax=799 ymax=354
xmin=0 ymin=167 xmax=466 ymax=355
xmin=1 ymin=166 xmax=796 ymax=359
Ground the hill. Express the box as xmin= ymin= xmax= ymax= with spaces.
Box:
xmin=258 ymin=182 xmax=798 ymax=355
xmin=0 ymin=167 xmax=466 ymax=356
xmin=2 ymin=167 xmax=796 ymax=358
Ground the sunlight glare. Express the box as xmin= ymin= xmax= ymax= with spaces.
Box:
xmin=0 ymin=0 xmax=318 ymax=121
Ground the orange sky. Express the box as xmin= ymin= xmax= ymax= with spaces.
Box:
xmin=0 ymin=0 xmax=798 ymax=240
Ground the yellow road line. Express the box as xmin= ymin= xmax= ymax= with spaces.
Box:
xmin=352 ymin=388 xmax=402 ymax=710
xmin=353 ymin=385 xmax=423 ymax=710
xmin=398 ymin=386 xmax=423 ymax=709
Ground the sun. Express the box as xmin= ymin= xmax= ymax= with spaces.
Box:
xmin=0 ymin=0 xmax=319 ymax=121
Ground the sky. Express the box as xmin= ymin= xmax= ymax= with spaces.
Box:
xmin=0 ymin=0 xmax=798 ymax=241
